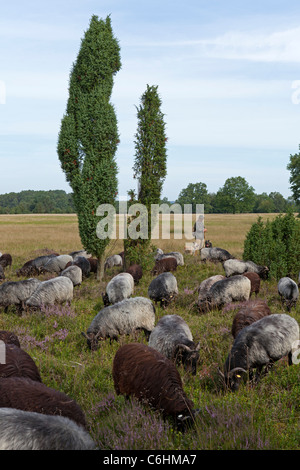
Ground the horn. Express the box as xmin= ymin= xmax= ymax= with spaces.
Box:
xmin=228 ymin=367 xmax=247 ymax=376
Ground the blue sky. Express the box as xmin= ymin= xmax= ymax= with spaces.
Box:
xmin=1 ymin=1 xmax=300 ymax=200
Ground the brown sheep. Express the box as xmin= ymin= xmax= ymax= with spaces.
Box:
xmin=0 ymin=377 xmax=87 ymax=428
xmin=112 ymin=343 xmax=197 ymax=428
xmin=242 ymin=272 xmax=261 ymax=297
xmin=87 ymin=258 xmax=98 ymax=273
xmin=126 ymin=264 xmax=143 ymax=284
xmin=231 ymin=299 xmax=272 ymax=338
xmin=0 ymin=343 xmax=42 ymax=382
xmin=151 ymin=256 xmax=177 ymax=275
xmin=0 ymin=330 xmax=21 ymax=347
xmin=0 ymin=253 xmax=12 ymax=269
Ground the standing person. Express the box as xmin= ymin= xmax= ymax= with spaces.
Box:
xmin=192 ymin=215 xmax=207 ymax=249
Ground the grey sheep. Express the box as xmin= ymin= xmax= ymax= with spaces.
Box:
xmin=223 ymin=259 xmax=269 ymax=280
xmin=0 ymin=408 xmax=96 ymax=450
xmin=82 ymin=296 xmax=156 ymax=350
xmin=148 ymin=272 xmax=179 ymax=308
xmin=65 ymin=256 xmax=91 ymax=278
xmin=102 ymin=272 xmax=134 ymax=306
xmin=198 ymin=275 xmax=251 ymax=313
xmin=278 ymin=277 xmax=299 ymax=311
xmin=0 ymin=376 xmax=87 ymax=428
xmin=197 ymin=275 xmax=225 ymax=303
xmin=41 ymin=254 xmax=73 ymax=274
xmin=148 ymin=314 xmax=200 ymax=375
xmin=0 ymin=278 xmax=41 ymax=312
xmin=69 ymin=249 xmax=91 ymax=259
xmin=156 ymin=251 xmax=184 ymax=266
xmin=104 ymin=254 xmax=123 ymax=270
xmin=60 ymin=265 xmax=82 ymax=287
xmin=200 ymin=247 xmax=234 ymax=263
xmin=220 ymin=313 xmax=299 ymax=391
xmin=25 ymin=276 xmax=73 ymax=308
xmin=16 ymin=254 xmax=58 ymax=277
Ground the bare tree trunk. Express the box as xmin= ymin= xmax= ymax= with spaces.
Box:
xmin=97 ymin=255 xmax=105 ymax=281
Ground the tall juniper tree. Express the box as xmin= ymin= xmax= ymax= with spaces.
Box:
xmin=57 ymin=15 xmax=121 ymax=280
xmin=124 ymin=85 xmax=167 ymax=267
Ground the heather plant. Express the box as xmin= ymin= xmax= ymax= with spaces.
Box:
xmin=88 ymin=394 xmax=176 ymax=450
xmin=0 ymin=213 xmax=299 ymax=450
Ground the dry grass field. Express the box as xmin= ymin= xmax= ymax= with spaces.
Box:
xmin=0 ymin=212 xmax=299 ymax=451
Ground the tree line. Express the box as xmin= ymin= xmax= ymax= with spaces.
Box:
xmin=170 ymin=177 xmax=298 ymax=214
xmin=0 ymin=190 xmax=75 ymax=214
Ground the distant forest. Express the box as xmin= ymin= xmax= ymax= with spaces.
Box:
xmin=0 ymin=188 xmax=297 ymax=214
xmin=0 ymin=190 xmax=75 ymax=214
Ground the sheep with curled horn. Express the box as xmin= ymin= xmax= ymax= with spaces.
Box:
xmin=148 ymin=314 xmax=200 ymax=375
xmin=218 ymin=314 xmax=299 ymax=391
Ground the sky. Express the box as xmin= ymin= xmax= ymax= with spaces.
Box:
xmin=1 ymin=0 xmax=300 ymax=201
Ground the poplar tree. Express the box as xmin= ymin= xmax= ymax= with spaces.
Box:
xmin=124 ymin=85 xmax=167 ymax=267
xmin=57 ymin=15 xmax=121 ymax=280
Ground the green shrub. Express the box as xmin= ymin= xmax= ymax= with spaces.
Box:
xmin=243 ymin=211 xmax=300 ymax=279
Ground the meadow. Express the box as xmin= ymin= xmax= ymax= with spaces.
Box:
xmin=0 ymin=212 xmax=299 ymax=450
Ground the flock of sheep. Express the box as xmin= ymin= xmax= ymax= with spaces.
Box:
xmin=0 ymin=244 xmax=299 ymax=449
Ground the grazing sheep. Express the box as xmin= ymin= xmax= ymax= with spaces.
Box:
xmin=148 ymin=315 xmax=200 ymax=375
xmin=198 ymin=275 xmax=251 ymax=313
xmin=151 ymin=256 xmax=177 ymax=275
xmin=88 ymin=258 xmax=98 ymax=274
xmin=230 ymin=299 xmax=272 ymax=338
xmin=200 ymin=247 xmax=234 ymax=263
xmin=220 ymin=314 xmax=299 ymax=391
xmin=69 ymin=250 xmax=91 ymax=259
xmin=16 ymin=254 xmax=58 ymax=277
xmin=104 ymin=254 xmax=123 ymax=270
xmin=156 ymin=251 xmax=184 ymax=266
xmin=126 ymin=264 xmax=143 ymax=285
xmin=25 ymin=276 xmax=73 ymax=308
xmin=0 ymin=343 xmax=42 ymax=382
xmin=102 ymin=272 xmax=134 ymax=306
xmin=0 ymin=278 xmax=42 ymax=312
xmin=60 ymin=265 xmax=82 ymax=287
xmin=148 ymin=272 xmax=178 ymax=308
xmin=0 ymin=265 xmax=5 ymax=281
xmin=0 ymin=253 xmax=12 ymax=269
xmin=41 ymin=254 xmax=73 ymax=274
xmin=197 ymin=275 xmax=225 ymax=303
xmin=278 ymin=277 xmax=299 ymax=311
xmin=154 ymin=248 xmax=164 ymax=260
xmin=223 ymin=259 xmax=269 ymax=280
xmin=242 ymin=272 xmax=261 ymax=297
xmin=0 ymin=330 xmax=21 ymax=347
xmin=112 ymin=343 xmax=197 ymax=428
xmin=0 ymin=377 xmax=87 ymax=428
xmin=66 ymin=256 xmax=91 ymax=278
xmin=82 ymin=297 xmax=156 ymax=350
xmin=0 ymin=408 xmax=96 ymax=450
